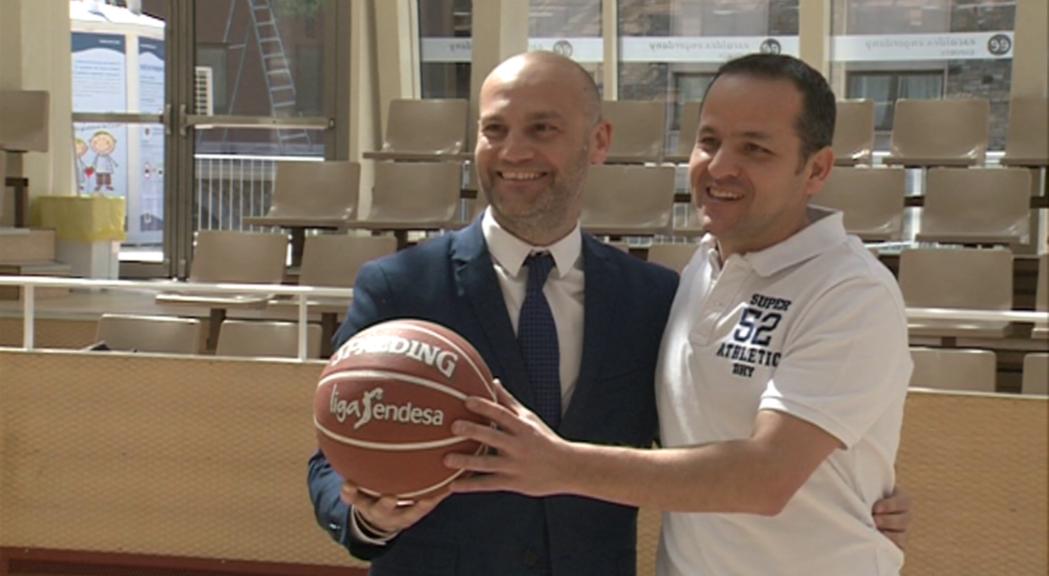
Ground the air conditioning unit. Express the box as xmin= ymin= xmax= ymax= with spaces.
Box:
xmin=194 ymin=66 xmax=214 ymax=116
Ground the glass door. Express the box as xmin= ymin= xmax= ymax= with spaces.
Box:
xmin=174 ymin=0 xmax=339 ymax=277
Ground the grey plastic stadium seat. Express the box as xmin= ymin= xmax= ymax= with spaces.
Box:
xmin=917 ymin=168 xmax=1031 ymax=247
xmin=909 ymin=347 xmax=997 ymax=393
xmin=363 ymin=99 xmax=469 ymax=161
xmin=350 ymin=161 xmax=462 ymax=233
xmin=0 ymin=90 xmax=50 ymax=152
xmin=215 ymin=319 xmax=322 ymax=359
xmin=1021 ymin=353 xmax=1048 ymax=395
xmin=601 ymin=101 xmax=665 ymax=164
xmin=647 ymin=243 xmax=697 ymax=274
xmin=299 ymin=234 xmax=397 ymax=288
xmin=96 ymin=314 xmax=202 ymax=355
xmin=884 ymin=99 xmax=989 ymax=167
xmin=813 ymin=167 xmax=904 ymax=241
xmin=245 ymin=161 xmax=359 ymax=229
xmin=579 ymin=165 xmax=676 ymax=236
xmin=1001 ymin=97 xmax=1049 ymax=167
xmin=1033 ymin=254 xmax=1048 ymax=340
xmin=181 ymin=230 xmax=288 ymax=287
xmin=667 ymin=101 xmax=702 ymax=164
xmin=899 ymin=248 xmax=1015 ymax=339
xmin=156 ymin=230 xmax=289 ymax=349
xmin=833 ymin=100 xmax=875 ymax=166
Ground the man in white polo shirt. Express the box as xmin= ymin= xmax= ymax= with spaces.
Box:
xmin=448 ymin=53 xmax=912 ymax=576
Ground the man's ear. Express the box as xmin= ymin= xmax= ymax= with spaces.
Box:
xmin=804 ymin=147 xmax=835 ymax=198
xmin=589 ymin=120 xmax=612 ymax=165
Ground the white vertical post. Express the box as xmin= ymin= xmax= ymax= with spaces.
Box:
xmin=297 ymin=293 xmax=308 ymax=361
xmin=22 ymin=284 xmax=34 ymax=350
xmin=602 ymin=0 xmax=618 ymax=100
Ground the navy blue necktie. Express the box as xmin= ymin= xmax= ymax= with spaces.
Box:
xmin=518 ymin=252 xmax=561 ymax=429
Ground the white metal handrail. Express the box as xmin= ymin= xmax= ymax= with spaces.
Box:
xmin=1 ymin=275 xmax=1046 ymax=360
xmin=0 ymin=275 xmax=354 ymax=361
xmin=906 ymin=307 xmax=1048 ymax=324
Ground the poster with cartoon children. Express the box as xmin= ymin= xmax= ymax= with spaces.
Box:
xmin=74 ymin=138 xmax=89 ymax=192
xmin=74 ymin=123 xmax=128 ymax=200
xmin=90 ymin=131 xmax=119 ymax=192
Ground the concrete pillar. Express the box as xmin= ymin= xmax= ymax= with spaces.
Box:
xmin=799 ymin=0 xmax=831 ymax=79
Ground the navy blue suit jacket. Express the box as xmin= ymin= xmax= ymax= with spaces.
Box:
xmin=308 ymin=220 xmax=678 ymax=576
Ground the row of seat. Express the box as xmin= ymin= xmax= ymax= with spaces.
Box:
xmin=361 ymin=96 xmax=1049 ymax=168
xmin=155 ymin=231 xmax=397 ymax=352
xmin=911 ymin=348 xmax=1047 ymax=395
xmin=91 ymin=311 xmax=1048 ymax=395
xmin=246 ymin=161 xmax=683 ymax=251
xmin=815 ymin=166 xmax=1035 ymax=245
xmin=249 ymin=157 xmax=1044 ymax=251
xmin=94 ymin=314 xmax=323 ymax=359
xmin=649 ymin=245 xmax=1047 ymax=341
xmin=167 ymin=229 xmax=1047 ymax=345
xmin=900 ymin=249 xmax=1047 ymax=342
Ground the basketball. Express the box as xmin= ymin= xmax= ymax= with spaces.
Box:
xmin=313 ymin=319 xmax=495 ymax=499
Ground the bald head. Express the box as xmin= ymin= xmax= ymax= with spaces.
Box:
xmin=482 ymin=51 xmax=602 ymax=128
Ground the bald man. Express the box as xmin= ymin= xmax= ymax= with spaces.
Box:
xmin=308 ymin=51 xmax=680 ymax=575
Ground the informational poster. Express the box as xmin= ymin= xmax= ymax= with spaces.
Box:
xmin=137 ymin=39 xmax=165 ymax=240
xmin=72 ymin=32 xmax=127 ymax=112
xmin=137 ymin=124 xmax=165 ymax=234
xmin=72 ymin=32 xmax=129 ymax=207
xmin=138 ymin=38 xmax=165 ymax=114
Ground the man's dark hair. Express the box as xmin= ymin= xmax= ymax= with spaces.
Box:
xmin=704 ymin=53 xmax=837 ymax=160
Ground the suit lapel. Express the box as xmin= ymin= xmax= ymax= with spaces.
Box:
xmin=450 ymin=221 xmax=533 ymax=405
xmin=561 ymin=235 xmax=617 ymax=437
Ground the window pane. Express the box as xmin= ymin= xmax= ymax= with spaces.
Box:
xmin=830 ymin=0 xmax=1016 ymax=150
xmin=529 ymin=0 xmax=603 ymax=94
xmin=530 ymin=0 xmax=601 ymax=36
xmin=419 ymin=0 xmax=472 ymax=99
xmin=618 ymin=0 xmax=800 ymax=153
xmin=194 ymin=0 xmax=327 ymax=156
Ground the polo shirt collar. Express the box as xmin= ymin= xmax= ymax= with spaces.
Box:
xmin=704 ymin=207 xmax=847 ymax=277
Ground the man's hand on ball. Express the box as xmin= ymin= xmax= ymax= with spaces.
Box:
xmin=340 ymin=483 xmax=448 ymax=535
xmin=445 ymin=379 xmax=574 ymax=497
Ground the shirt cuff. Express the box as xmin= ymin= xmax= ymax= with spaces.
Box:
xmin=348 ymin=506 xmax=400 ymax=546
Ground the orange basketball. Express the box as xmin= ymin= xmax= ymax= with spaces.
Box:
xmin=314 ymin=319 xmax=495 ymax=499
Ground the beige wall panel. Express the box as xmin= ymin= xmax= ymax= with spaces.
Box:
xmin=634 ymin=390 xmax=1048 ymax=576
xmin=0 ymin=318 xmax=99 ymax=349
xmin=0 ymin=351 xmax=365 ymax=569
xmin=896 ymin=391 xmax=1047 ymax=576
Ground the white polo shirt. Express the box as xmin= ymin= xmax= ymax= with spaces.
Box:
xmin=655 ymin=208 xmax=911 ymax=576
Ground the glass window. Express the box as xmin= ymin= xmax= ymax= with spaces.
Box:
xmin=618 ymin=0 xmax=800 ymax=153
xmin=419 ymin=0 xmax=472 ymax=99
xmin=193 ymin=0 xmax=327 ymax=157
xmin=830 ymin=0 xmax=1016 ymax=150
xmin=529 ymin=0 xmax=603 ymax=92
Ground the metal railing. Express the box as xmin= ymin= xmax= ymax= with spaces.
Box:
xmin=0 ymin=275 xmax=352 ymax=361
xmin=2 ymin=275 xmax=1046 ymax=362
xmin=194 ymin=154 xmax=322 ymax=232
